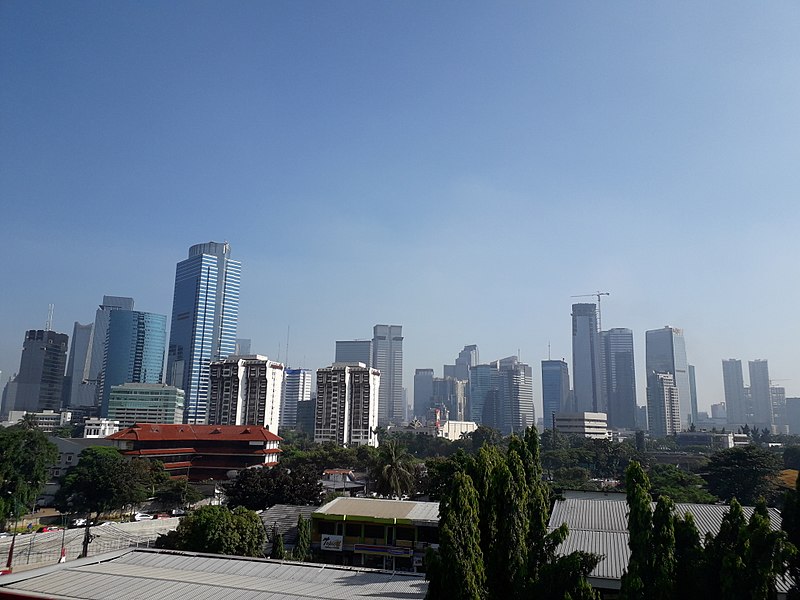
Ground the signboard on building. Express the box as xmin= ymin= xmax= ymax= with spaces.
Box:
xmin=353 ymin=544 xmax=413 ymax=557
xmin=321 ymin=534 xmax=343 ymax=552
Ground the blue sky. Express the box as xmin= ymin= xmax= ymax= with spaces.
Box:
xmin=2 ymin=2 xmax=800 ymax=418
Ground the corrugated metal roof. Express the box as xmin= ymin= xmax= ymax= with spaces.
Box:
xmin=259 ymin=504 xmax=317 ymax=550
xmin=0 ymin=549 xmax=428 ymax=600
xmin=314 ymin=497 xmax=439 ymax=524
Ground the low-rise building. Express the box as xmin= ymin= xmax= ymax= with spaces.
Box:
xmin=675 ymin=430 xmax=734 ymax=449
xmin=311 ymin=497 xmax=439 ymax=572
xmin=554 ymin=412 xmax=610 ymax=439
xmin=2 ymin=409 xmax=72 ymax=433
xmin=83 ymin=417 xmax=120 ymax=438
xmin=107 ymin=423 xmax=283 ymax=481
xmin=106 ymin=383 xmax=184 ymax=427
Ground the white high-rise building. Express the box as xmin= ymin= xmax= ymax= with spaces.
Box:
xmin=749 ymin=359 xmax=772 ymax=428
xmin=315 ymin=363 xmax=379 ymax=447
xmin=645 ymin=326 xmax=691 ymax=427
xmin=207 ymin=355 xmax=283 ymax=430
xmin=647 ymin=371 xmax=680 ymax=437
xmin=280 ymin=368 xmax=313 ymax=428
xmin=372 ymin=324 xmax=403 ymax=426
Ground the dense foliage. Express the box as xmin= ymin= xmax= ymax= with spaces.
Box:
xmin=224 ymin=465 xmax=322 ymax=509
xmin=159 ymin=505 xmax=266 ymax=556
xmin=0 ymin=424 xmax=58 ymax=523
xmin=703 ymin=445 xmax=781 ymax=505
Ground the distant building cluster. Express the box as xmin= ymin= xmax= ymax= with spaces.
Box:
xmin=1 ymin=241 xmax=796 ymax=450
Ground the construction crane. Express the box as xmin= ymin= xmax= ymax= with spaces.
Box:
xmin=571 ymin=291 xmax=610 ymax=331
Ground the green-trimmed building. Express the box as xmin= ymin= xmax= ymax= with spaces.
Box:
xmin=107 ymin=383 xmax=184 ymax=427
xmin=311 ymin=497 xmax=439 ymax=571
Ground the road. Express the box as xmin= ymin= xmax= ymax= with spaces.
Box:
xmin=0 ymin=518 xmax=181 ymax=573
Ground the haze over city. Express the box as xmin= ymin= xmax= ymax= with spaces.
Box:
xmin=3 ymin=2 xmax=800 ymax=421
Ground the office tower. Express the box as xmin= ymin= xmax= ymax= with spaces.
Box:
xmin=235 ymin=338 xmax=251 ymax=355
xmin=444 ymin=345 xmax=479 ymax=381
xmin=600 ymin=328 xmax=636 ymax=430
xmin=413 ymin=369 xmax=434 ymax=418
xmin=432 ymin=377 xmax=467 ymax=421
xmin=711 ymin=402 xmax=727 ymax=420
xmin=635 ymin=405 xmax=648 ymax=430
xmin=541 ymin=360 xmax=570 ymax=429
xmin=107 ymin=383 xmax=185 ymax=428
xmin=167 ymin=242 xmax=241 ymax=424
xmin=469 ymin=356 xmax=534 ymax=435
xmin=688 ymin=364 xmax=698 ymax=424
xmin=100 ymin=310 xmax=167 ymax=416
xmin=771 ymin=386 xmax=786 ymax=432
xmin=64 ymin=322 xmax=94 ymax=408
xmin=748 ymin=359 xmax=772 ymax=428
xmin=645 ymin=326 xmax=691 ymax=427
xmin=647 ymin=371 xmax=680 ymax=437
xmin=207 ymin=356 xmax=284 ymax=430
xmin=372 ymin=325 xmax=403 ymax=425
xmin=89 ymin=296 xmax=135 ymax=404
xmin=572 ymin=304 xmax=604 ymax=413
xmin=6 ymin=329 xmax=69 ymax=414
xmin=722 ymin=359 xmax=747 ymax=424
xmin=315 ymin=363 xmax=380 ymax=447
xmin=280 ymin=368 xmax=312 ymax=428
xmin=786 ymin=398 xmax=800 ymax=435
xmin=335 ymin=340 xmax=372 ymax=367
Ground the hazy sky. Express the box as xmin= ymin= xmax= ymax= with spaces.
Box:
xmin=3 ymin=2 xmax=800 ymax=420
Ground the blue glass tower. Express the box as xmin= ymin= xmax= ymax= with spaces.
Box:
xmin=541 ymin=360 xmax=570 ymax=429
xmin=167 ymin=242 xmax=241 ymax=424
xmin=100 ymin=310 xmax=167 ymax=416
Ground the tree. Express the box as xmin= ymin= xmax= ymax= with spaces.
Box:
xmin=782 ymin=473 xmax=800 ymax=597
xmin=293 ymin=514 xmax=311 ymax=561
xmin=426 ymin=471 xmax=485 ymax=600
xmin=704 ymin=445 xmax=781 ymax=505
xmin=784 ymin=446 xmax=800 ymax=471
xmin=224 ymin=465 xmax=322 ymax=509
xmin=372 ymin=440 xmax=416 ymax=498
xmin=620 ymin=461 xmax=652 ymax=600
xmin=673 ymin=512 xmax=706 ymax=600
xmin=744 ymin=499 xmax=794 ymax=600
xmin=0 ymin=425 xmax=58 ymax=524
xmin=170 ymin=505 xmax=265 ymax=556
xmin=648 ymin=464 xmax=716 ymax=504
xmin=270 ymin=525 xmax=286 ymax=559
xmin=155 ymin=479 xmax=204 ymax=508
xmin=56 ymin=448 xmax=162 ymax=557
xmin=650 ymin=497 xmax=676 ymax=600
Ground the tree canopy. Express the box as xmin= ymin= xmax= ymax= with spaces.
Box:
xmin=703 ymin=445 xmax=781 ymax=505
xmin=223 ymin=465 xmax=322 ymax=509
xmin=162 ymin=505 xmax=266 ymax=557
xmin=0 ymin=424 xmax=58 ymax=523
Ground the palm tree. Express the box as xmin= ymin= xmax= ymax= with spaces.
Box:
xmin=374 ymin=440 xmax=415 ymax=499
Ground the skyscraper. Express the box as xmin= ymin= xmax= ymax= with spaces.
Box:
xmin=748 ymin=359 xmax=772 ymax=428
xmin=372 ymin=324 xmax=403 ymax=425
xmin=444 ymin=345 xmax=479 ymax=381
xmin=280 ymin=368 xmax=313 ymax=428
xmin=335 ymin=340 xmax=372 ymax=367
xmin=6 ymin=329 xmax=69 ymax=414
xmin=64 ymin=322 xmax=94 ymax=408
xmin=315 ymin=363 xmax=380 ymax=447
xmin=601 ymin=328 xmax=636 ymax=430
xmin=413 ymin=369 xmax=434 ymax=418
xmin=432 ymin=377 xmax=467 ymax=421
xmin=647 ymin=371 xmax=680 ymax=437
xmin=722 ymin=359 xmax=747 ymax=425
xmin=688 ymin=364 xmax=698 ymax=423
xmin=470 ymin=356 xmax=534 ymax=435
xmin=167 ymin=242 xmax=241 ymax=424
xmin=541 ymin=360 xmax=570 ymax=429
xmin=572 ymin=304 xmax=604 ymax=413
xmin=208 ymin=356 xmax=284 ymax=430
xmin=100 ymin=310 xmax=167 ymax=416
xmin=645 ymin=326 xmax=691 ymax=427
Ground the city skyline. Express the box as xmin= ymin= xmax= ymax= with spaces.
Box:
xmin=3 ymin=3 xmax=800 ymax=421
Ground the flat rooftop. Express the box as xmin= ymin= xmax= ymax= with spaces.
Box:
xmin=313 ymin=497 xmax=440 ymax=525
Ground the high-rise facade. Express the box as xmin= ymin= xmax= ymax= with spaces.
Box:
xmin=100 ymin=310 xmax=167 ymax=416
xmin=167 ymin=242 xmax=241 ymax=424
xmin=722 ymin=359 xmax=747 ymax=424
xmin=432 ymin=377 xmax=467 ymax=421
xmin=688 ymin=364 xmax=698 ymax=422
xmin=107 ymin=383 xmax=185 ymax=428
xmin=315 ymin=363 xmax=380 ymax=447
xmin=541 ymin=360 xmax=570 ymax=429
xmin=372 ymin=324 xmax=403 ymax=425
xmin=335 ymin=340 xmax=372 ymax=367
xmin=280 ymin=368 xmax=312 ymax=428
xmin=748 ymin=359 xmax=772 ymax=428
xmin=600 ymin=328 xmax=636 ymax=430
xmin=64 ymin=322 xmax=94 ymax=408
xmin=444 ymin=345 xmax=479 ymax=382
xmin=470 ymin=356 xmax=534 ymax=435
xmin=645 ymin=326 xmax=691 ymax=427
xmin=413 ymin=368 xmax=435 ymax=418
xmin=6 ymin=329 xmax=69 ymax=414
xmin=207 ymin=356 xmax=284 ymax=430
xmin=572 ymin=304 xmax=604 ymax=413
xmin=771 ymin=386 xmax=787 ymax=432
xmin=89 ymin=296 xmax=135 ymax=407
xmin=647 ymin=371 xmax=680 ymax=437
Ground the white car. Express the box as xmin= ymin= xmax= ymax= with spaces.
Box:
xmin=133 ymin=513 xmax=154 ymax=521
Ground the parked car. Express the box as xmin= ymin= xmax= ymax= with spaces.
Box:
xmin=133 ymin=513 xmax=154 ymax=521
xmin=38 ymin=526 xmax=62 ymax=533
xmin=170 ymin=508 xmax=187 ymax=516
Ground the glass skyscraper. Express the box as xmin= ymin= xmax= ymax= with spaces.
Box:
xmin=372 ymin=324 xmax=403 ymax=426
xmin=100 ymin=310 xmax=167 ymax=416
xmin=572 ymin=304 xmax=605 ymax=413
xmin=645 ymin=326 xmax=691 ymax=427
xmin=167 ymin=242 xmax=241 ymax=424
xmin=541 ymin=359 xmax=570 ymax=429
xmin=601 ymin=328 xmax=637 ymax=430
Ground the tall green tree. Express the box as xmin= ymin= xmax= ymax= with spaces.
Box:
xmin=782 ymin=473 xmax=800 ymax=597
xmin=372 ymin=440 xmax=416 ymax=498
xmin=270 ymin=526 xmax=286 ymax=559
xmin=426 ymin=471 xmax=485 ymax=600
xmin=704 ymin=445 xmax=781 ymax=505
xmin=673 ymin=512 xmax=706 ymax=600
xmin=0 ymin=425 xmax=58 ymax=524
xmin=650 ymin=497 xmax=676 ymax=600
xmin=293 ymin=514 xmax=311 ymax=561
xmin=620 ymin=461 xmax=653 ymax=600
xmin=224 ymin=465 xmax=322 ymax=509
xmin=648 ymin=464 xmax=716 ymax=504
xmin=170 ymin=505 xmax=265 ymax=556
xmin=743 ymin=499 xmax=794 ymax=600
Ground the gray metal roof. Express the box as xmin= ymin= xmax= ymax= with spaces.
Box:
xmin=0 ymin=548 xmax=429 ymax=600
xmin=259 ymin=504 xmax=317 ymax=551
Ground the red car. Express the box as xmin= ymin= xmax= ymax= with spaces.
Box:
xmin=38 ymin=526 xmax=62 ymax=533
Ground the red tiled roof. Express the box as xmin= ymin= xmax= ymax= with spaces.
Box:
xmin=107 ymin=423 xmax=283 ymax=443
